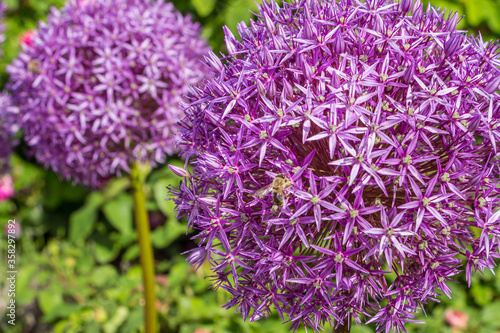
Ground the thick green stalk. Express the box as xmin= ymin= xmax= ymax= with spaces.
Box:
xmin=334 ymin=319 xmax=350 ymax=333
xmin=130 ymin=162 xmax=157 ymax=333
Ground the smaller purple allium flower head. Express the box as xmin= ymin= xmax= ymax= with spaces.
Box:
xmin=8 ymin=0 xmax=211 ymax=187
xmin=170 ymin=0 xmax=500 ymax=332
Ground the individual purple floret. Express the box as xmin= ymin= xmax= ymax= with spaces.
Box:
xmin=8 ymin=0 xmax=210 ymax=187
xmin=170 ymin=0 xmax=500 ymax=332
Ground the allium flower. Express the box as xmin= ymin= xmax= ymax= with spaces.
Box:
xmin=8 ymin=0 xmax=210 ymax=187
xmin=171 ymin=0 xmax=500 ymax=332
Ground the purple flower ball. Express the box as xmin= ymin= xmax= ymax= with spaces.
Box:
xmin=171 ymin=0 xmax=500 ymax=331
xmin=8 ymin=0 xmax=211 ymax=187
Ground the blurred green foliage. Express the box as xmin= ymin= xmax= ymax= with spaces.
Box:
xmin=432 ymin=0 xmax=500 ymax=41
xmin=1 ymin=0 xmax=500 ymax=332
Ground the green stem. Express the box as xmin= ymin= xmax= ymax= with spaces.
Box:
xmin=131 ymin=163 xmax=157 ymax=333
xmin=334 ymin=319 xmax=350 ymax=333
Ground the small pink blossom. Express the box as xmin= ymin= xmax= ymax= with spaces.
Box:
xmin=194 ymin=330 xmax=211 ymax=333
xmin=0 ymin=174 xmax=14 ymax=201
xmin=20 ymin=31 xmax=35 ymax=46
xmin=445 ymin=310 xmax=469 ymax=329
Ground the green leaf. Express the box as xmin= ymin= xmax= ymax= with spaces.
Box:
xmin=90 ymin=265 xmax=118 ymax=287
xmin=69 ymin=193 xmax=103 ymax=242
xmin=485 ymin=0 xmax=500 ymax=33
xmin=351 ymin=326 xmax=374 ymax=333
xmin=43 ymin=304 xmax=83 ymax=322
xmin=102 ymin=194 xmax=133 ymax=235
xmin=38 ymin=288 xmax=63 ymax=315
xmin=92 ymin=233 xmax=121 ymax=263
xmin=154 ymin=178 xmax=177 ymax=219
xmin=168 ymin=261 xmax=189 ymax=288
xmin=192 ymin=0 xmax=216 ymax=17
xmin=464 ymin=0 xmax=487 ymax=27
xmin=481 ymin=301 xmax=500 ymax=327
xmin=224 ymin=0 xmax=259 ymax=34
xmin=44 ymin=172 xmax=88 ymax=208
xmin=76 ymin=246 xmax=96 ymax=274
xmin=471 ymin=282 xmax=493 ymax=306
xmin=121 ymin=306 xmax=144 ymax=333
xmin=84 ymin=322 xmax=101 ymax=333
xmin=151 ymin=220 xmax=185 ymax=249
xmin=123 ymin=243 xmax=140 ymax=261
xmin=478 ymin=327 xmax=498 ymax=333
xmin=16 ymin=263 xmax=38 ymax=305
xmin=103 ymin=306 xmax=129 ymax=333
xmin=11 ymin=154 xmax=45 ymax=191
xmin=102 ymin=177 xmax=130 ymax=200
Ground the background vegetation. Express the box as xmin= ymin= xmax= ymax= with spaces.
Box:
xmin=1 ymin=0 xmax=500 ymax=332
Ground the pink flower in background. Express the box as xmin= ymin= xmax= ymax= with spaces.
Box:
xmin=194 ymin=330 xmax=211 ymax=333
xmin=20 ymin=30 xmax=35 ymax=46
xmin=445 ymin=310 xmax=469 ymax=329
xmin=0 ymin=174 xmax=14 ymax=201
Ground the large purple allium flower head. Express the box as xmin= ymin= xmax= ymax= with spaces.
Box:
xmin=171 ymin=0 xmax=500 ymax=331
xmin=8 ymin=0 xmax=210 ymax=187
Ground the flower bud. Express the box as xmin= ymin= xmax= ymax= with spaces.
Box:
xmin=444 ymin=33 xmax=462 ymax=57
xmin=400 ymin=0 xmax=412 ymax=14
xmin=484 ymin=72 xmax=500 ymax=94
xmin=168 ymin=165 xmax=190 ymax=178
xmin=263 ymin=12 xmax=275 ymax=34
xmin=207 ymin=51 xmax=224 ymax=73
xmin=334 ymin=35 xmax=345 ymax=54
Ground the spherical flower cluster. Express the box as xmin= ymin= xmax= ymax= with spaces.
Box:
xmin=8 ymin=0 xmax=210 ymax=187
xmin=171 ymin=0 xmax=500 ymax=331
